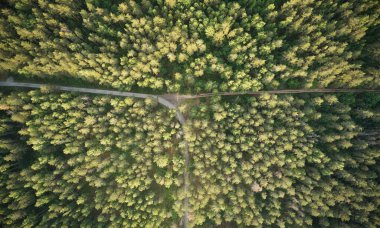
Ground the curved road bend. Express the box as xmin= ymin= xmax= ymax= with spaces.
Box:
xmin=0 ymin=80 xmax=190 ymax=228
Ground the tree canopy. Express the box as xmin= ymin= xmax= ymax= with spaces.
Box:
xmin=0 ymin=0 xmax=379 ymax=227
xmin=0 ymin=0 xmax=379 ymax=92
xmin=184 ymin=94 xmax=379 ymax=227
xmin=0 ymin=92 xmax=184 ymax=227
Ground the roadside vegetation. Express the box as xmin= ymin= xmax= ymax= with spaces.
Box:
xmin=184 ymin=93 xmax=379 ymax=227
xmin=0 ymin=0 xmax=379 ymax=92
xmin=0 ymin=91 xmax=184 ymax=227
xmin=0 ymin=0 xmax=379 ymax=227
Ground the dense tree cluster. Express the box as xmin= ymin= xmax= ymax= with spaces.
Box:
xmin=0 ymin=0 xmax=379 ymax=227
xmin=184 ymin=94 xmax=379 ymax=227
xmin=0 ymin=0 xmax=379 ymax=92
xmin=0 ymin=101 xmax=41 ymax=226
xmin=0 ymin=92 xmax=185 ymax=227
xmin=1 ymin=91 xmax=378 ymax=227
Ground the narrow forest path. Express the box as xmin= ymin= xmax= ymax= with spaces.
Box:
xmin=2 ymin=81 xmax=378 ymax=104
xmin=162 ymin=88 xmax=380 ymax=102
xmin=1 ymin=79 xmax=380 ymax=228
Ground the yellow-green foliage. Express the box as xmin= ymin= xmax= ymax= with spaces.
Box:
xmin=0 ymin=0 xmax=379 ymax=92
xmin=0 ymin=92 xmax=184 ymax=227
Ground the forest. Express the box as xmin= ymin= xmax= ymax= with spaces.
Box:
xmin=1 ymin=0 xmax=379 ymax=92
xmin=0 ymin=0 xmax=379 ymax=227
xmin=183 ymin=93 xmax=379 ymax=226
